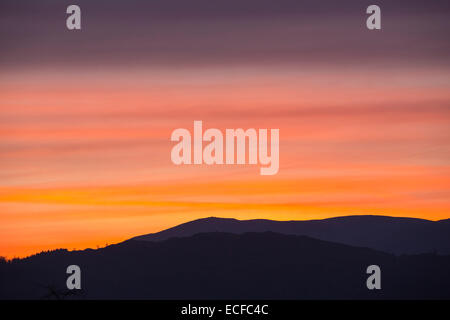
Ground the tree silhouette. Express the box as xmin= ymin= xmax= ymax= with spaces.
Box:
xmin=34 ymin=281 xmax=85 ymax=300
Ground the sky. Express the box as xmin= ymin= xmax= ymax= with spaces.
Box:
xmin=1 ymin=0 xmax=450 ymax=258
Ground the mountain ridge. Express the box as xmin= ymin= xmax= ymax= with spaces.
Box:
xmin=2 ymin=231 xmax=450 ymax=299
xmin=131 ymin=215 xmax=450 ymax=255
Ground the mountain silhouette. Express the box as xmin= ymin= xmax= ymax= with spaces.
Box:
xmin=1 ymin=231 xmax=450 ymax=299
xmin=132 ymin=215 xmax=450 ymax=255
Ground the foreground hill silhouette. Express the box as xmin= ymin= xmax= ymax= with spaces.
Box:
xmin=132 ymin=215 xmax=450 ymax=255
xmin=1 ymin=232 xmax=450 ymax=299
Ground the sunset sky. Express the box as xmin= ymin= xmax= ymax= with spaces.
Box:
xmin=1 ymin=0 xmax=450 ymax=258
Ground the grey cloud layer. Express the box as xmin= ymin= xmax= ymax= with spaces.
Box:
xmin=1 ymin=0 xmax=449 ymax=69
